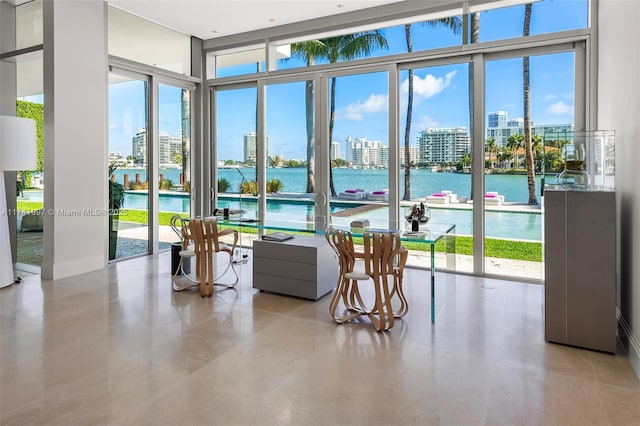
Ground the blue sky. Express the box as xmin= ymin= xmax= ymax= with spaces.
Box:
xmin=109 ymin=0 xmax=587 ymax=161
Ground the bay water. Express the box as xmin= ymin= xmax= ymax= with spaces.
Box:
xmin=115 ymin=167 xmax=545 ymax=203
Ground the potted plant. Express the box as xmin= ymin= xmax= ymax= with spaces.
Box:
xmin=108 ymin=163 xmax=125 ymax=260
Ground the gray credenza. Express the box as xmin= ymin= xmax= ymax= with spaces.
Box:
xmin=544 ymin=187 xmax=617 ymax=353
xmin=253 ymin=235 xmax=338 ymax=300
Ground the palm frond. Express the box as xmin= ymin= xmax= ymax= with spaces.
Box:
xmin=420 ymin=16 xmax=463 ymax=35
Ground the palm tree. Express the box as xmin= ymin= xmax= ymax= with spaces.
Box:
xmin=523 ymin=3 xmax=537 ymax=205
xmin=485 ymin=138 xmax=497 ymax=168
xmin=291 ymin=32 xmax=388 ymax=195
xmin=497 ymin=148 xmax=511 ymax=169
xmin=403 ymin=17 xmax=461 ymax=201
xmin=507 ymin=134 xmax=523 ymax=169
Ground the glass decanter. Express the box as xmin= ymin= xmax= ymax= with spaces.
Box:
xmin=556 ymin=141 xmax=589 ymax=187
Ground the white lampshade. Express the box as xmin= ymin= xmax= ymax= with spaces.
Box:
xmin=1 ymin=115 xmax=37 ymax=288
xmin=0 ymin=116 xmax=37 ymax=171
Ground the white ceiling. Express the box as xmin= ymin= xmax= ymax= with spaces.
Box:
xmin=107 ymin=0 xmax=405 ymax=40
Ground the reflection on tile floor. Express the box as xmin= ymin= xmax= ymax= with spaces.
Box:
xmin=1 ymin=252 xmax=639 ymax=425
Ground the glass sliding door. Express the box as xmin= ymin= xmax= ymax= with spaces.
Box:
xmin=108 ymin=73 xmax=149 ymax=259
xmin=327 ymin=71 xmax=389 ymax=230
xmin=214 ymin=86 xmax=257 ymax=245
xmin=15 ymin=53 xmax=44 ymax=269
xmin=158 ymin=83 xmax=191 ymax=248
xmin=264 ymin=80 xmax=315 ymax=228
xmin=484 ymin=51 xmax=575 ymax=280
xmin=400 ymin=63 xmax=472 ymax=271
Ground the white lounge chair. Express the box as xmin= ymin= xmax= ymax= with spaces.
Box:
xmin=338 ymin=189 xmax=366 ymax=200
xmin=484 ymin=192 xmax=505 ymax=206
xmin=426 ymin=193 xmax=450 ymax=204
xmin=367 ymin=190 xmax=388 ymax=202
xmin=440 ymin=190 xmax=458 ymax=203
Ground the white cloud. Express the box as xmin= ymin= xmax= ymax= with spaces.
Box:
xmin=414 ymin=115 xmax=439 ymax=131
xmin=402 ymin=70 xmax=457 ymax=99
xmin=547 ymin=101 xmax=572 ymax=115
xmin=339 ymin=93 xmax=388 ymax=121
xmin=544 ymin=94 xmax=558 ymax=101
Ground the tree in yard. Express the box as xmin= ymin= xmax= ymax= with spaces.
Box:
xmin=403 ymin=17 xmax=462 ymax=201
xmin=496 ymin=148 xmax=511 ymax=169
xmin=291 ymin=32 xmax=388 ymax=195
xmin=507 ymin=134 xmax=524 ymax=169
xmin=523 ymin=3 xmax=538 ymax=205
xmin=485 ymin=138 xmax=497 ymax=168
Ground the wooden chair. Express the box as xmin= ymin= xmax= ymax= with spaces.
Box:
xmin=326 ymin=229 xmax=408 ymax=331
xmin=188 ymin=217 xmax=239 ymax=297
xmin=170 ymin=215 xmax=198 ymax=292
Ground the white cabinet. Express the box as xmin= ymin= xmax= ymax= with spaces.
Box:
xmin=253 ymin=235 xmax=338 ymax=300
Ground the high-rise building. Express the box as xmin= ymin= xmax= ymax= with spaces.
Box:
xmin=487 ymin=111 xmax=574 ymax=147
xmin=399 ymin=145 xmax=420 ymax=166
xmin=159 ymin=132 xmax=182 ymax=166
xmin=346 ymin=136 xmax=382 ymax=167
xmin=132 ymin=129 xmax=146 ymax=165
xmin=488 ymin=111 xmax=508 ymax=128
xmin=418 ymin=127 xmax=470 ymax=163
xmin=244 ymin=132 xmax=257 ymax=163
xmin=132 ymin=129 xmax=182 ymax=167
xmin=331 ymin=141 xmax=341 ymax=161
xmin=243 ymin=132 xmax=270 ymax=163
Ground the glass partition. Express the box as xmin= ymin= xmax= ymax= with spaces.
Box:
xmin=158 ymin=83 xmax=191 ymax=247
xmin=265 ymin=80 xmax=316 ymax=229
xmin=327 ymin=71 xmax=389 ymax=232
xmin=214 ymin=85 xmax=258 ymax=247
xmin=108 ymin=73 xmax=150 ymax=259
xmin=14 ymin=52 xmax=43 ymax=268
xmin=484 ymin=51 xmax=575 ymax=280
xmin=400 ymin=62 xmax=472 ymax=272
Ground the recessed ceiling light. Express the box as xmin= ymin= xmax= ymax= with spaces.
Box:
xmin=269 ymin=18 xmax=277 ymax=22
xmin=210 ymin=29 xmax=219 ymax=34
xmin=337 ymin=3 xmax=345 ymax=8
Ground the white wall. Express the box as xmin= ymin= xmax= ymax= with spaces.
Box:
xmin=597 ymin=0 xmax=640 ymax=377
xmin=42 ymin=0 xmax=108 ymax=279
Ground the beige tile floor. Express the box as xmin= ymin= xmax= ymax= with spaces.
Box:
xmin=1 ymin=252 xmax=639 ymax=426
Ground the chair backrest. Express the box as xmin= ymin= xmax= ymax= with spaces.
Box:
xmin=361 ymin=231 xmax=403 ymax=278
xmin=188 ymin=217 xmax=225 ymax=255
xmin=325 ymin=228 xmax=357 ymax=275
xmin=202 ymin=217 xmax=224 ymax=252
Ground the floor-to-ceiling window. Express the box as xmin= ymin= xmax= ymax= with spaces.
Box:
xmin=108 ymin=73 xmax=150 ymax=259
xmin=207 ymin=0 xmax=587 ymax=281
xmin=327 ymin=70 xmax=390 ymax=230
xmin=107 ymin=5 xmax=194 ymax=260
xmin=264 ymin=80 xmax=316 ymax=228
xmin=14 ymin=54 xmax=44 ymax=269
xmin=484 ymin=50 xmax=575 ymax=280
xmin=400 ymin=62 xmax=472 ymax=272
xmin=158 ymin=83 xmax=192 ymax=244
xmin=213 ymin=85 xmax=258 ymax=247
xmin=2 ymin=0 xmax=44 ymax=271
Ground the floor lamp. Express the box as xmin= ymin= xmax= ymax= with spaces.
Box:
xmin=0 ymin=116 xmax=37 ymax=288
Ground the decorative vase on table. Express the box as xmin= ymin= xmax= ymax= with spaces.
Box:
xmin=404 ymin=202 xmax=430 ymax=231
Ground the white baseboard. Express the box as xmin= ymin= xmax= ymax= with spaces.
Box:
xmin=41 ymin=255 xmax=105 ymax=280
xmin=617 ymin=308 xmax=640 ymax=380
